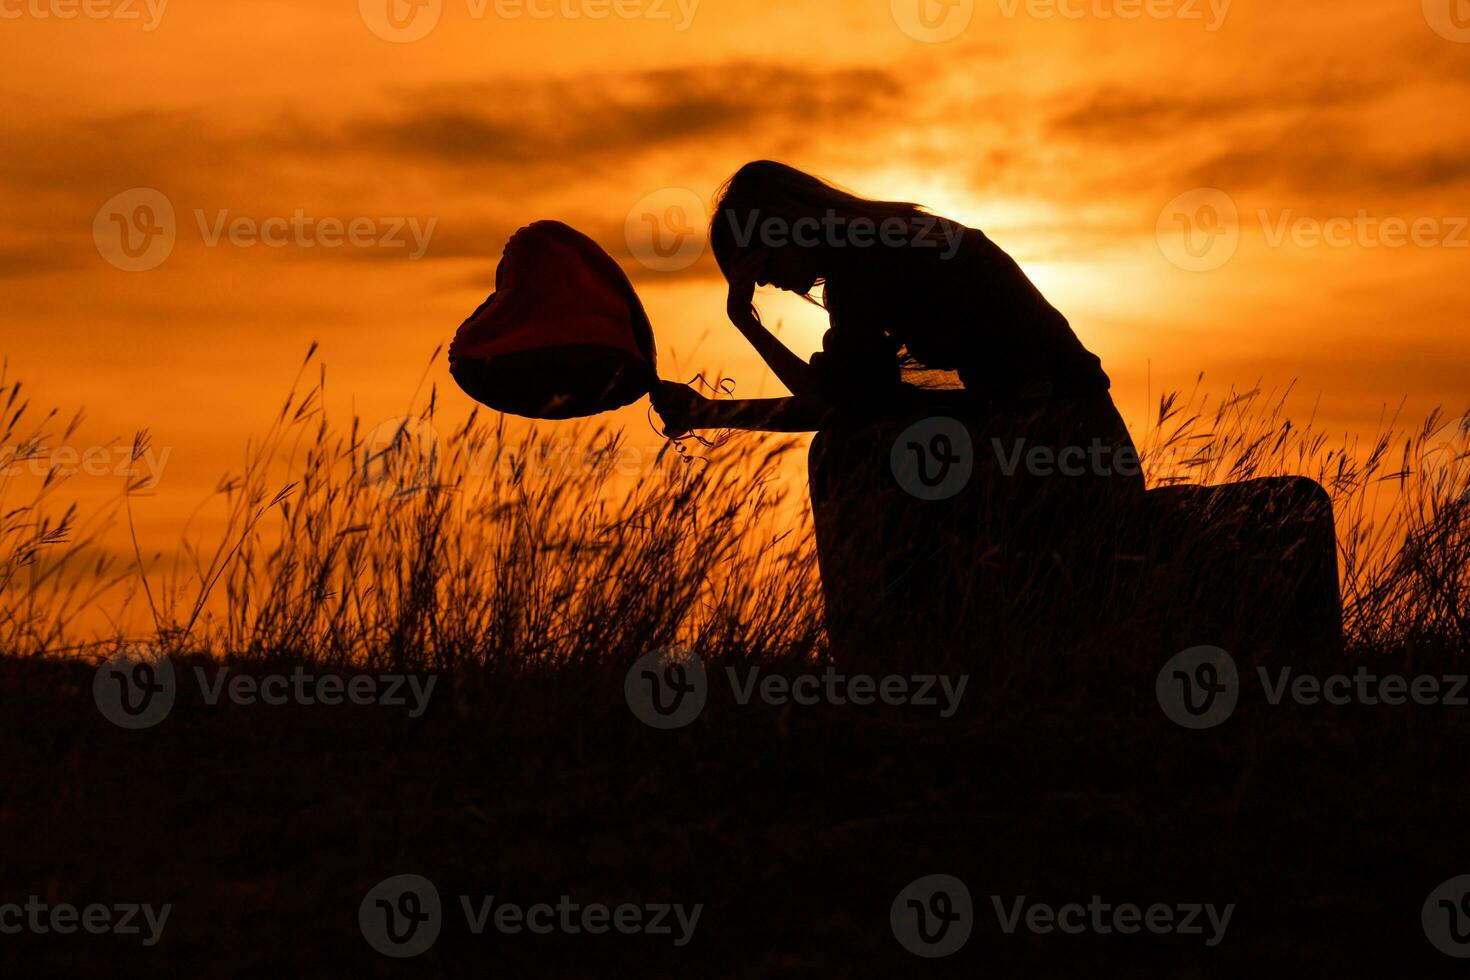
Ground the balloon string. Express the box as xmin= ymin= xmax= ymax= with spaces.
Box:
xmin=647 ymin=373 xmax=737 ymax=464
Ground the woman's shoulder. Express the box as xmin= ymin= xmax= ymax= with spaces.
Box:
xmin=932 ymin=221 xmax=1005 ymax=267
xmin=823 ymin=219 xmax=1003 ymax=309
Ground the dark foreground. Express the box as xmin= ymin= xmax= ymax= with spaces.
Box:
xmin=3 ymin=643 xmax=1469 ymax=978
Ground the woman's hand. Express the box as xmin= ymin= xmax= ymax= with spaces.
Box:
xmin=724 ymin=250 xmax=766 ymax=330
xmin=650 ymin=380 xmax=708 ymax=438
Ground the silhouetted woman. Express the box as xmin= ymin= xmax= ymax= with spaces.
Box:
xmin=652 ymin=162 xmax=1144 ymax=660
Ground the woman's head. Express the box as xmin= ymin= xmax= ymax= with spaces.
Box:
xmin=709 ymin=161 xmax=932 ymax=296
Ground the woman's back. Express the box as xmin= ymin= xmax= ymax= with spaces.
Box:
xmin=823 ymin=225 xmax=1109 ymax=405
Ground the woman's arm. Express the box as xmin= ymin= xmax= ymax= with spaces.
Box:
xmin=728 ymin=317 xmax=816 ymax=397
xmin=652 ymin=382 xmax=833 ymax=434
xmin=691 ymin=395 xmax=834 ymax=433
xmin=725 ymin=252 xmax=816 ymax=396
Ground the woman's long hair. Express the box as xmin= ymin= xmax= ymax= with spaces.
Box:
xmin=709 ymin=162 xmax=966 ymax=393
xmin=708 ymin=161 xmax=939 ymax=297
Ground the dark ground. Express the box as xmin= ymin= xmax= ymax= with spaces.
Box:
xmin=3 ymin=645 xmax=1468 ymax=978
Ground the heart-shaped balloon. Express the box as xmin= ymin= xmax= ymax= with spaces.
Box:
xmin=449 ymin=220 xmax=658 ymax=419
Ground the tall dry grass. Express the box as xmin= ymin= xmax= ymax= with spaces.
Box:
xmin=0 ymin=349 xmax=1465 ymax=663
xmin=1136 ymin=377 xmax=1469 ymax=650
xmin=0 ymin=361 xmax=134 ymax=656
xmin=139 ymin=347 xmax=824 ymax=670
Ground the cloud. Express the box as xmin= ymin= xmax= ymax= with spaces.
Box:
xmin=0 ymin=246 xmax=84 ymax=279
xmin=1036 ymin=69 xmax=1470 ymax=203
xmin=1185 ymin=143 xmax=1470 ymax=197
xmin=0 ymin=61 xmax=906 ymax=192
xmin=342 ymin=63 xmax=907 ymax=169
xmin=1045 ymin=80 xmax=1381 ymax=144
xmin=0 ymin=61 xmax=910 ymax=279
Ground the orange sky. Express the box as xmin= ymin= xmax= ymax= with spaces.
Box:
xmin=2 ymin=0 xmax=1469 ymax=562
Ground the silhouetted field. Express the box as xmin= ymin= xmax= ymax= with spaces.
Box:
xmin=2 ymin=350 xmax=1468 ymax=976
